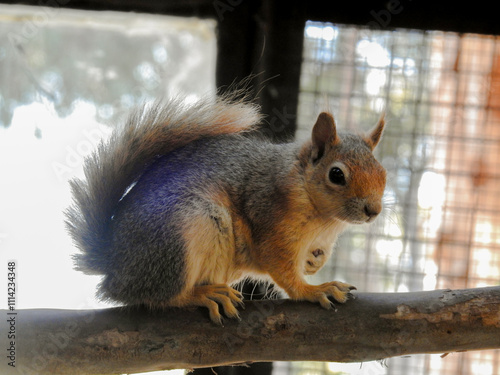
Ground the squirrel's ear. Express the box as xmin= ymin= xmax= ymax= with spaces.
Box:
xmin=312 ymin=112 xmax=339 ymax=161
xmin=365 ymin=113 xmax=385 ymax=150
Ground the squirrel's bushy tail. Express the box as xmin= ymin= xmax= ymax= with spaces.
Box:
xmin=66 ymin=96 xmax=261 ymax=274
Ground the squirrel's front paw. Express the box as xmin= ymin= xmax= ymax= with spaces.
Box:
xmin=300 ymin=281 xmax=356 ymax=310
xmin=304 ymin=248 xmax=327 ymax=275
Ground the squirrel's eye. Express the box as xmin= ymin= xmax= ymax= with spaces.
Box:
xmin=329 ymin=167 xmax=346 ymax=185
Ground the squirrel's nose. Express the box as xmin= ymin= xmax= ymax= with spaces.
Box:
xmin=364 ymin=202 xmax=382 ymax=221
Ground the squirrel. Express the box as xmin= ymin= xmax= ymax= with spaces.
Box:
xmin=65 ymin=94 xmax=386 ymax=324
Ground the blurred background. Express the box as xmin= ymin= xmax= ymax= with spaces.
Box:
xmin=0 ymin=1 xmax=499 ymax=375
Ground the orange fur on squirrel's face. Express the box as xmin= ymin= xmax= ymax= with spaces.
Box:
xmin=299 ymin=113 xmax=386 ymax=225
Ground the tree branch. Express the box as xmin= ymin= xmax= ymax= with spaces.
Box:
xmin=3 ymin=286 xmax=500 ymax=375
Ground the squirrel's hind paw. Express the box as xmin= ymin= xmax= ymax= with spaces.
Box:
xmin=191 ymin=284 xmax=244 ymax=325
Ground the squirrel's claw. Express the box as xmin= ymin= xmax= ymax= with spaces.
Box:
xmin=189 ymin=284 xmax=244 ymax=324
xmin=296 ymin=281 xmax=357 ymax=309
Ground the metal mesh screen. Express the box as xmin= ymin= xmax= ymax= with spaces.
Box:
xmin=293 ymin=21 xmax=500 ymax=375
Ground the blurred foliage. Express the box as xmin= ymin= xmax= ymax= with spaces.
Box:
xmin=0 ymin=6 xmax=215 ymax=128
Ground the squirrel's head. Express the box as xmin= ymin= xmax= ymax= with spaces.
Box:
xmin=302 ymin=112 xmax=386 ymax=224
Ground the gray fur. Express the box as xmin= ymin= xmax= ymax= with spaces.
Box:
xmin=66 ymin=97 xmax=384 ymax=309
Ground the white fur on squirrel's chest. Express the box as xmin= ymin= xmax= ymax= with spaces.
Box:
xmin=297 ymin=219 xmax=349 ymax=266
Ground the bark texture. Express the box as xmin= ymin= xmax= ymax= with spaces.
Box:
xmin=2 ymin=287 xmax=500 ymax=375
